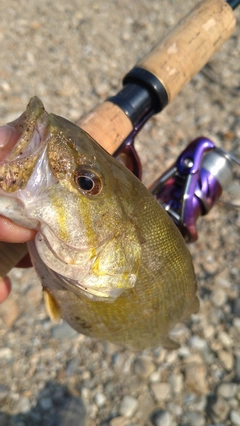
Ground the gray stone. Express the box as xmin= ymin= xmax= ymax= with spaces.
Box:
xmin=210 ymin=396 xmax=230 ymax=422
xmin=190 ymin=395 xmax=207 ymax=412
xmin=217 ymin=383 xmax=238 ymax=399
xmin=133 ymin=355 xmax=155 ymax=379
xmin=235 ymin=356 xmax=240 ymax=380
xmin=189 ymin=335 xmax=207 ymax=350
xmin=233 ymin=298 xmax=240 ymax=316
xmin=66 ymin=357 xmax=80 ymax=376
xmin=167 ymin=402 xmax=183 ymax=416
xmin=51 ymin=321 xmax=78 ymax=339
xmin=0 ymin=385 xmax=8 ymax=401
xmin=39 ymin=396 xmax=53 ymax=410
xmin=184 ymin=393 xmax=196 ymax=405
xmin=119 ymin=395 xmax=138 ymax=418
xmin=233 ymin=318 xmax=240 ymax=329
xmin=229 ymin=398 xmax=240 ymax=409
xmin=0 ymin=413 xmax=9 ymax=426
xmin=230 ymin=410 xmax=240 ymax=426
xmin=151 ymin=410 xmax=172 ymax=426
xmin=177 ymin=345 xmax=190 ymax=358
xmin=48 ymin=396 xmax=86 ymax=426
xmin=95 ymin=392 xmax=107 ymax=407
xmin=183 ymin=411 xmax=206 ymax=426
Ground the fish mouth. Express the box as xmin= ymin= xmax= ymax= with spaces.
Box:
xmin=0 ymin=97 xmax=56 ymax=195
xmin=0 ymin=98 xmax=58 ymax=227
xmin=5 ymin=97 xmax=49 ymax=162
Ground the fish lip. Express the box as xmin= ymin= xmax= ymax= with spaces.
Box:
xmin=2 ymin=97 xmax=49 ymax=163
xmin=4 ymin=119 xmax=48 ymax=163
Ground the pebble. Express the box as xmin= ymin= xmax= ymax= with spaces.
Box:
xmin=218 ymin=350 xmax=234 ymax=371
xmin=183 ymin=411 xmax=206 ymax=426
xmin=149 ymin=370 xmax=162 ymax=383
xmin=229 ymin=398 xmax=240 ymax=409
xmin=233 ymin=318 xmax=240 ymax=330
xmin=210 ymin=396 xmax=230 ymax=422
xmin=18 ymin=396 xmax=31 ymax=413
xmin=39 ymin=397 xmax=53 ymax=410
xmin=217 ymin=383 xmax=238 ymax=399
xmin=119 ymin=396 xmax=139 ymax=418
xmin=233 ymin=298 xmax=240 ymax=316
xmin=168 ymin=373 xmax=183 ymax=395
xmin=150 ymin=383 xmax=171 ymax=402
xmin=189 ymin=335 xmax=207 ymax=350
xmin=151 ymin=410 xmax=172 ymax=426
xmin=211 ymin=288 xmax=227 ymax=307
xmin=230 ymin=410 xmax=240 ymax=426
xmin=0 ymin=298 xmax=19 ymax=327
xmin=203 ymin=325 xmax=215 ymax=340
xmin=217 ymin=331 xmax=232 ymax=348
xmin=109 ymin=417 xmax=126 ymax=426
xmin=95 ymin=392 xmax=107 ymax=407
xmin=203 ymin=257 xmax=219 ymax=274
xmin=0 ymin=413 xmax=9 ymax=426
xmin=190 ymin=396 xmax=207 ymax=412
xmin=0 ymin=385 xmax=9 ymax=401
xmin=184 ymin=363 xmax=208 ymax=394
xmin=236 ymin=356 xmax=240 ymax=380
xmin=184 ymin=393 xmax=196 ymax=405
xmin=167 ymin=402 xmax=183 ymax=416
xmin=133 ymin=356 xmax=155 ymax=379
xmin=66 ymin=357 xmax=80 ymax=376
xmin=51 ymin=321 xmax=78 ymax=339
xmin=25 ymin=284 xmax=43 ymax=308
xmin=48 ymin=396 xmax=86 ymax=426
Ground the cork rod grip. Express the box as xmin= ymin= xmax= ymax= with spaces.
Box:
xmin=137 ymin=0 xmax=236 ymax=102
xmin=78 ymin=101 xmax=133 ymax=155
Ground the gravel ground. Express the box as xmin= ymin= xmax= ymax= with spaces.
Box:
xmin=0 ymin=1 xmax=240 ymax=425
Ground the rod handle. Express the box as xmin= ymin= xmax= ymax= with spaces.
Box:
xmin=137 ymin=0 xmax=236 ymax=103
xmin=78 ymin=101 xmax=133 ymax=154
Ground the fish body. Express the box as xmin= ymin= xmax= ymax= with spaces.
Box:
xmin=0 ymin=97 xmax=199 ymax=350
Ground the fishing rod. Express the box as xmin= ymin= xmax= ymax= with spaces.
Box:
xmin=0 ymin=0 xmax=239 ymax=278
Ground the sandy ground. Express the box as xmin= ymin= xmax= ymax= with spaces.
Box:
xmin=0 ymin=1 xmax=240 ymax=425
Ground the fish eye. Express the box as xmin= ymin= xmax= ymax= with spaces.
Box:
xmin=74 ymin=167 xmax=102 ymax=195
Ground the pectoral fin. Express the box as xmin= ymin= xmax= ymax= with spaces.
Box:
xmin=43 ymin=288 xmax=61 ymax=321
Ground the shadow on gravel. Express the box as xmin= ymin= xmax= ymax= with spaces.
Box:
xmin=0 ymin=381 xmax=86 ymax=426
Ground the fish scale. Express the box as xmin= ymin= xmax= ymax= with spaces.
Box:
xmin=0 ymin=97 xmax=199 ymax=350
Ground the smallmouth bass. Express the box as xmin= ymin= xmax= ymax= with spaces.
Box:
xmin=0 ymin=97 xmax=199 ymax=350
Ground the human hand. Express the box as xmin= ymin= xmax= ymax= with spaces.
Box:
xmin=0 ymin=124 xmax=36 ymax=303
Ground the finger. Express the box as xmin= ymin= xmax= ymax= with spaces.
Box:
xmin=0 ymin=215 xmax=36 ymax=243
xmin=0 ymin=276 xmax=11 ymax=303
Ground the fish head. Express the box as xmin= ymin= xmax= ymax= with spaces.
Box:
xmin=0 ymin=97 xmax=142 ymax=301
